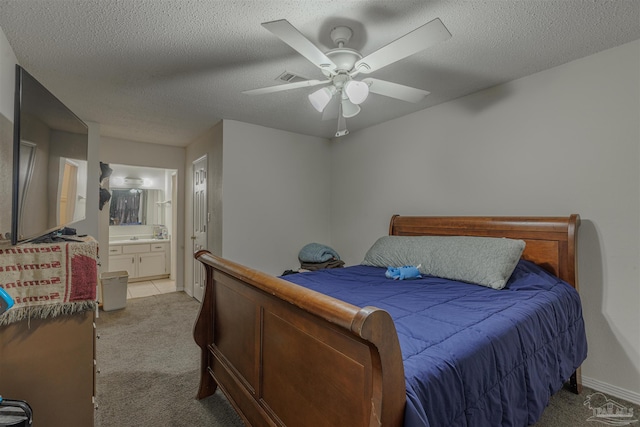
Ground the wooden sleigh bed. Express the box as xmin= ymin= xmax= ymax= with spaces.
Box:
xmin=193 ymin=215 xmax=583 ymax=427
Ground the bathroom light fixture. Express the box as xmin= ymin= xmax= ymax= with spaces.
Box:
xmin=123 ymin=177 xmax=144 ymax=186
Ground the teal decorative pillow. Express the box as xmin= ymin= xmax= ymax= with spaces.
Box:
xmin=362 ymin=236 xmax=525 ymax=289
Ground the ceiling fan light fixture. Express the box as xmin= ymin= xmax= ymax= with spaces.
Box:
xmin=344 ymin=80 xmax=369 ymax=105
xmin=341 ymin=98 xmax=361 ymax=118
xmin=308 ymin=87 xmax=335 ymax=112
xmin=251 ymin=18 xmax=450 ymax=137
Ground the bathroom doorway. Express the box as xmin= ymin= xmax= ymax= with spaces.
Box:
xmin=107 ymin=164 xmax=178 ymax=299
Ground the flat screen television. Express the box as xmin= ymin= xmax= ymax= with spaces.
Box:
xmin=11 ymin=65 xmax=88 ymax=245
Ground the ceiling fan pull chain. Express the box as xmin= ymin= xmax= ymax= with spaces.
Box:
xmin=335 ymin=102 xmax=349 ymax=137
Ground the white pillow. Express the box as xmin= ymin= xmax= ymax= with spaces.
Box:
xmin=362 ymin=235 xmax=525 ymax=289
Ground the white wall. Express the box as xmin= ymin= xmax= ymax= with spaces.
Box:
xmin=0 ymin=26 xmax=18 ymax=235
xmin=0 ymin=114 xmax=12 ymax=234
xmin=331 ymin=40 xmax=640 ymax=402
xmin=0 ymin=26 xmax=17 ymax=119
xmin=222 ymin=120 xmax=332 ymax=276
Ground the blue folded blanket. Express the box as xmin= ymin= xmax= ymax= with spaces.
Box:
xmin=298 ymin=243 xmax=341 ymax=263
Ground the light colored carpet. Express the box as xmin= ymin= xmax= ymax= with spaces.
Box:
xmin=95 ymin=291 xmax=638 ymax=427
xmin=95 ymin=292 xmax=244 ymax=427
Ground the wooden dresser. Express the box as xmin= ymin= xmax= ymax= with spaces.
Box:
xmin=0 ymin=238 xmax=98 ymax=427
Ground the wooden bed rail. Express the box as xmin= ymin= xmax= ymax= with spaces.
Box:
xmin=196 ymin=250 xmax=360 ymax=329
xmin=193 ymin=250 xmax=406 ymax=427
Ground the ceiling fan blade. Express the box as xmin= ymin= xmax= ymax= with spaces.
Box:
xmin=242 ymin=79 xmax=328 ymax=95
xmin=262 ymin=19 xmax=337 ymax=73
xmin=355 ymin=18 xmax=451 ymax=74
xmin=362 ymin=78 xmax=430 ymax=103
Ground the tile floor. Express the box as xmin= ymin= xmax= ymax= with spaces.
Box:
xmin=127 ymin=278 xmax=177 ymax=299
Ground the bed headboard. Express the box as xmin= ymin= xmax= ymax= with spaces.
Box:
xmin=389 ymin=215 xmax=580 ymax=290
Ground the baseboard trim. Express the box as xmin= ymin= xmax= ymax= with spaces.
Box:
xmin=582 ymin=375 xmax=640 ymax=405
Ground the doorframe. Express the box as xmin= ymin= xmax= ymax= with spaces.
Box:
xmin=191 ymin=155 xmax=208 ymax=302
xmin=170 ymin=172 xmax=178 ymax=282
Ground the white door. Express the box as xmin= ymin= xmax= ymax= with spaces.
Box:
xmin=192 ymin=155 xmax=208 ymax=302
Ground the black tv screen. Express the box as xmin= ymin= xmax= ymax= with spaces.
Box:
xmin=11 ymin=65 xmax=88 ymax=245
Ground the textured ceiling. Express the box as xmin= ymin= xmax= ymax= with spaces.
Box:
xmin=0 ymin=1 xmax=638 ymax=146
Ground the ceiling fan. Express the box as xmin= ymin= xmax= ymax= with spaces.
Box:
xmin=243 ymin=18 xmax=451 ymax=137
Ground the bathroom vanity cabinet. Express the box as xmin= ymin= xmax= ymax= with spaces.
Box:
xmin=108 ymin=240 xmax=170 ymax=281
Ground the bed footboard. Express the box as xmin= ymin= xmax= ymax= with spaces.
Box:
xmin=193 ymin=251 xmax=406 ymax=427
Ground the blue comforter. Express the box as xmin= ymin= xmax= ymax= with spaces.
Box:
xmin=281 ymin=260 xmax=587 ymax=427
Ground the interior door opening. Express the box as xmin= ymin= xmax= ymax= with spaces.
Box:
xmin=106 ymin=164 xmax=178 ymax=296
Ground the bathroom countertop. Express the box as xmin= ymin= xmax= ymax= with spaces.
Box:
xmin=109 ymin=238 xmax=170 ymax=245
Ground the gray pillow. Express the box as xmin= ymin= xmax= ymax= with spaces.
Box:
xmin=362 ymin=235 xmax=525 ymax=289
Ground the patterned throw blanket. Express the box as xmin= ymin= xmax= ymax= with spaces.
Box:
xmin=0 ymin=238 xmax=97 ymax=325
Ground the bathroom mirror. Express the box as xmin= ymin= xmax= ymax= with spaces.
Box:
xmin=109 ymin=188 xmax=165 ymax=225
